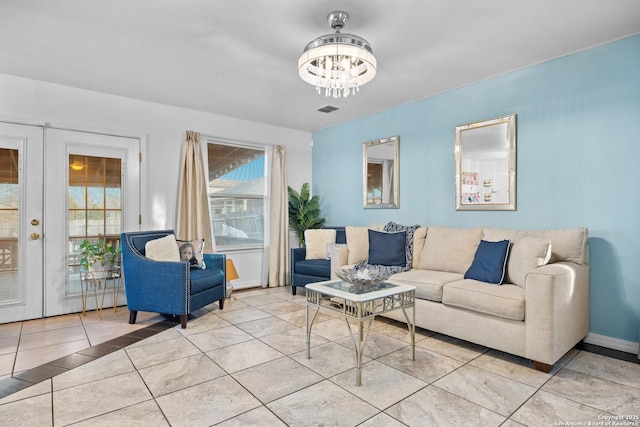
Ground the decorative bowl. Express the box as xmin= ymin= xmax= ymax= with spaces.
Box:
xmin=335 ymin=267 xmax=393 ymax=286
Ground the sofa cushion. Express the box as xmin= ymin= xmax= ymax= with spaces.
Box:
xmin=368 ymin=230 xmax=407 ymax=266
xmin=442 ymin=279 xmax=525 ymax=321
xmin=383 ymin=222 xmax=421 ymax=269
xmin=389 ymin=269 xmax=464 ymax=302
xmin=411 ymin=227 xmax=428 ymax=268
xmin=483 ymin=227 xmax=588 ymax=264
xmin=145 ymin=234 xmax=180 ymax=262
xmin=295 ymin=259 xmax=331 ymax=277
xmin=346 ymin=226 xmax=372 ymax=264
xmin=464 ymin=239 xmax=510 ymax=284
xmin=418 ymin=226 xmax=483 ymax=274
xmin=305 ymin=229 xmax=336 ymax=260
xmin=190 ymin=267 xmax=225 ymax=294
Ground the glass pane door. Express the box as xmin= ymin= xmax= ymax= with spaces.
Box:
xmin=0 ymin=122 xmax=44 ymax=324
xmin=67 ymin=155 xmax=122 ymax=297
xmin=44 ymin=129 xmax=139 ymax=317
xmin=0 ymin=148 xmax=19 ymax=303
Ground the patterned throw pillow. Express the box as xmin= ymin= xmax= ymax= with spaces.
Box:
xmin=383 ymin=221 xmax=421 ymax=269
xmin=176 ymin=239 xmax=206 ymax=269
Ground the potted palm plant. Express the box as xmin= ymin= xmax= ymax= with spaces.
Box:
xmin=288 ymin=182 xmax=326 ymax=247
xmin=79 ymin=237 xmax=121 ymax=278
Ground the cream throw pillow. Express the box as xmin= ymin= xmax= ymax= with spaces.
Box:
xmin=304 ymin=229 xmax=336 ymax=260
xmin=145 ymin=234 xmax=180 ymax=262
xmin=504 ymin=236 xmax=552 ymax=287
xmin=345 ymin=226 xmax=372 ymax=264
xmin=418 ymin=226 xmax=483 ymax=274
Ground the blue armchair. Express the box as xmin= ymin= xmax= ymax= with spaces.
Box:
xmin=120 ymin=230 xmax=226 ymax=328
xmin=290 ymin=226 xmax=346 ymax=295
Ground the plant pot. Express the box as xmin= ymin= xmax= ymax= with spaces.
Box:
xmin=86 ymin=260 xmax=114 ymax=279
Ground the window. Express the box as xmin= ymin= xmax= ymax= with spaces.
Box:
xmin=0 ymin=148 xmax=19 ymax=301
xmin=68 ymin=154 xmax=122 ymax=276
xmin=206 ymin=142 xmax=265 ymax=248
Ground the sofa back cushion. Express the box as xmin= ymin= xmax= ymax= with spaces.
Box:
xmin=411 ymin=227 xmax=428 ymax=268
xmin=418 ymin=226 xmax=483 ymax=274
xmin=483 ymin=227 xmax=588 ymax=264
xmin=126 ymin=229 xmax=175 ymax=256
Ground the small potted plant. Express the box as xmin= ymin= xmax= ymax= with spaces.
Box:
xmin=79 ymin=237 xmax=121 ymax=278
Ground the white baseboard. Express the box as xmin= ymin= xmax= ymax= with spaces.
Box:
xmin=232 ymin=279 xmax=263 ymax=290
xmin=584 ymin=333 xmax=639 ymax=356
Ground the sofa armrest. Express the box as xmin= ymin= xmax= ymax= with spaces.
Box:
xmin=203 ymin=253 xmax=225 ymax=272
xmin=290 ymin=247 xmax=306 ymax=287
xmin=330 ymin=245 xmax=349 ymax=280
xmin=291 ymin=247 xmax=307 ymax=264
xmin=121 ymin=256 xmax=190 ymax=312
xmin=524 ymin=261 xmax=590 ymax=365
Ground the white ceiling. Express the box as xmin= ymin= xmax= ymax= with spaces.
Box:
xmin=1 ymin=0 xmax=639 ymax=133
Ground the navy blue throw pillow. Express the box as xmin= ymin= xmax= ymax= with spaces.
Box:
xmin=368 ymin=230 xmax=407 ymax=267
xmin=464 ymin=239 xmax=511 ymax=284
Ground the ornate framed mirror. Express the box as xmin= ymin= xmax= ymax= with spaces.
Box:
xmin=455 ymin=114 xmax=516 ymax=211
xmin=363 ymin=136 xmax=399 ymax=209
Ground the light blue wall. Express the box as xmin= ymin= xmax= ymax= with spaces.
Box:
xmin=312 ymin=35 xmax=640 ymax=344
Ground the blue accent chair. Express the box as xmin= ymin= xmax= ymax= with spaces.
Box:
xmin=120 ymin=230 xmax=226 ymax=328
xmin=290 ymin=226 xmax=346 ymax=295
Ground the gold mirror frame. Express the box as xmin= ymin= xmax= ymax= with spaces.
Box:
xmin=455 ymin=114 xmax=516 ymax=211
xmin=363 ymin=136 xmax=399 ymax=209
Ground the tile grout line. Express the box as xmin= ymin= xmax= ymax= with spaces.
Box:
xmin=0 ymin=318 xmax=175 ymax=399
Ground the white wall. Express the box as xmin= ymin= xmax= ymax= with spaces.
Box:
xmin=0 ymin=73 xmax=312 ymax=287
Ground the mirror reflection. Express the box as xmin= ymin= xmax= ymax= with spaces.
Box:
xmin=455 ymin=114 xmax=516 ymax=210
xmin=363 ymin=136 xmax=399 ymax=209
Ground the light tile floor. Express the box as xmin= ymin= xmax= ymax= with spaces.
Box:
xmin=0 ymin=286 xmax=638 ymax=426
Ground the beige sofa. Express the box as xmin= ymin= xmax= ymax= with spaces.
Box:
xmin=331 ymin=225 xmax=590 ymax=372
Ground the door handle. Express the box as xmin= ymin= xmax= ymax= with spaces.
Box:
xmin=31 ymin=219 xmax=40 ymax=226
xmin=31 ymin=232 xmax=40 ymax=240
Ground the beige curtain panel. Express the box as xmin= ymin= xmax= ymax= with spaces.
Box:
xmin=268 ymin=145 xmax=288 ymax=287
xmin=176 ymin=130 xmax=215 ymax=253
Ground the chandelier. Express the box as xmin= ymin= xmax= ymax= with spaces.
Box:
xmin=298 ymin=11 xmax=377 ymax=98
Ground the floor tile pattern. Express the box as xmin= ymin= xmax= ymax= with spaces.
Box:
xmin=0 ymin=286 xmax=639 ymax=426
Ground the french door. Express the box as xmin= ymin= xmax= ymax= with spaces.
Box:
xmin=44 ymin=129 xmax=140 ymax=317
xmin=0 ymin=123 xmax=140 ymax=323
xmin=0 ymin=123 xmax=44 ymax=323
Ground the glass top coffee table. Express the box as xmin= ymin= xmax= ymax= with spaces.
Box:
xmin=305 ymin=279 xmax=416 ymax=386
